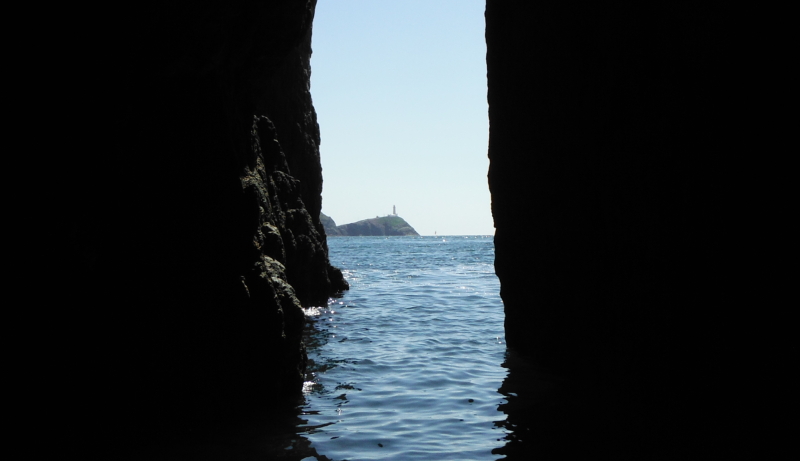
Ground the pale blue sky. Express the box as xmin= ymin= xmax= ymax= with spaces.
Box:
xmin=311 ymin=0 xmax=492 ymax=236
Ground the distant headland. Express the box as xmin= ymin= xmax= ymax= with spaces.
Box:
xmin=321 ymin=207 xmax=419 ymax=236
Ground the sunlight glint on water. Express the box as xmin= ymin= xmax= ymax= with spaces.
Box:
xmin=297 ymin=236 xmax=508 ymax=461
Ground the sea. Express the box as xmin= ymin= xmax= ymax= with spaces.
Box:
xmin=284 ymin=235 xmax=511 ymax=461
xmin=135 ymin=235 xmax=690 ymax=460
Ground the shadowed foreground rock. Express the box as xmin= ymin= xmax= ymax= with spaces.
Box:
xmin=66 ymin=0 xmax=346 ymax=446
xmin=486 ymin=2 xmax=732 ymax=458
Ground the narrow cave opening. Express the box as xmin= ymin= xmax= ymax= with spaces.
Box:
xmin=288 ymin=2 xmax=512 ymax=460
xmin=77 ymin=1 xmax=729 ymax=458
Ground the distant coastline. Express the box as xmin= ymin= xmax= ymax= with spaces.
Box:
xmin=321 ymin=212 xmax=420 ymax=236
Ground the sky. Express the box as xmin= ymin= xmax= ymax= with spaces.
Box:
xmin=311 ymin=0 xmax=493 ymax=236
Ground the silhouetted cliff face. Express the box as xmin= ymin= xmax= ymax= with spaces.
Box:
xmin=486 ymin=2 xmax=728 ymax=455
xmin=320 ymin=212 xmax=340 ymax=235
xmin=67 ymin=0 xmax=345 ymax=440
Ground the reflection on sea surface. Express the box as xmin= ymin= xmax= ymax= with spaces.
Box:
xmin=288 ymin=237 xmax=508 ymax=460
xmin=126 ymin=342 xmax=698 ymax=460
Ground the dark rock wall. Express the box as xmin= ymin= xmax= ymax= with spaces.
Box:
xmin=486 ymin=2 xmax=729 ymax=453
xmin=67 ymin=0 xmax=345 ymax=440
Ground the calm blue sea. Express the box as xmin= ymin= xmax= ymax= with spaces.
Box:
xmin=295 ymin=236 xmax=508 ymax=461
xmin=132 ymin=235 xmax=689 ymax=459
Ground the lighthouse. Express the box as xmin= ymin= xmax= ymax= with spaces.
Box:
xmin=393 ymin=205 xmax=397 ymax=216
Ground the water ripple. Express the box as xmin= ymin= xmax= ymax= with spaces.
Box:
xmin=297 ymin=236 xmax=507 ymax=461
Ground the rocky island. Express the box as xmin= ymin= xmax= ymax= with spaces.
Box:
xmin=322 ymin=211 xmax=419 ymax=236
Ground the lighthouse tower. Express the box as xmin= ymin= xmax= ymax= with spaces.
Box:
xmin=393 ymin=205 xmax=397 ymax=216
